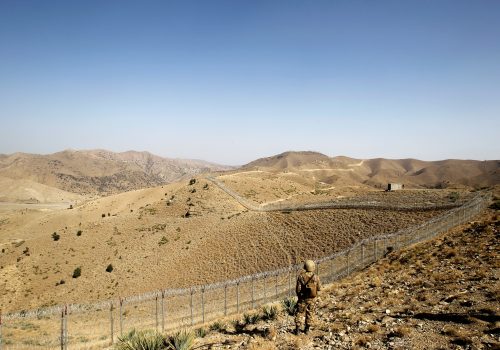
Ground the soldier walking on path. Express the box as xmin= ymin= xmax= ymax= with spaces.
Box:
xmin=295 ymin=260 xmax=322 ymax=335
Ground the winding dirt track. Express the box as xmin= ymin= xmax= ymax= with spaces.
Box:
xmin=206 ymin=176 xmax=463 ymax=212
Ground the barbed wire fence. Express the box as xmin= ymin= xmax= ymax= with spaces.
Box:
xmin=0 ymin=191 xmax=491 ymax=350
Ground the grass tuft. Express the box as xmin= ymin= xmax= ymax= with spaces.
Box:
xmin=114 ymin=329 xmax=164 ymax=350
xmin=167 ymin=329 xmax=195 ymax=350
xmin=281 ymin=297 xmax=297 ymax=316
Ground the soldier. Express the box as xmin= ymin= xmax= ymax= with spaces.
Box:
xmin=294 ymin=260 xmax=322 ymax=335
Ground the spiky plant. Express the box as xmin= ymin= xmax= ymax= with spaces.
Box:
xmin=209 ymin=321 xmax=226 ymax=332
xmin=167 ymin=329 xmax=195 ymax=350
xmin=114 ymin=329 xmax=165 ymax=350
xmin=282 ymin=297 xmax=297 ymax=316
xmin=262 ymin=305 xmax=279 ymax=320
xmin=194 ymin=327 xmax=206 ymax=338
xmin=243 ymin=312 xmax=261 ymax=325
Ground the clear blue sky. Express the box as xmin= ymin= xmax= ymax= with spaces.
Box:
xmin=0 ymin=1 xmax=499 ymax=165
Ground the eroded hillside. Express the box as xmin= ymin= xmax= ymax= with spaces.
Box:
xmin=0 ymin=176 xmax=465 ymax=313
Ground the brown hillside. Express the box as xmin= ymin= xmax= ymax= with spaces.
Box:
xmin=0 ymin=176 xmax=462 ymax=313
xmin=243 ymin=151 xmax=499 ymax=190
xmin=0 ymin=176 xmax=83 ymax=203
xmin=0 ymin=149 xmax=231 ymax=196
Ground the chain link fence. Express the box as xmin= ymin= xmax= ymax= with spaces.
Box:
xmin=0 ymin=192 xmax=490 ymax=349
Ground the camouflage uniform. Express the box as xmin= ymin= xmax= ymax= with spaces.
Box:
xmin=295 ymin=268 xmax=322 ymax=334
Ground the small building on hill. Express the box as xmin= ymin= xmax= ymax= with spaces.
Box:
xmin=387 ymin=183 xmax=404 ymax=191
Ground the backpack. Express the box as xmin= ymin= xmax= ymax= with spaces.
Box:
xmin=303 ymin=274 xmax=318 ymax=298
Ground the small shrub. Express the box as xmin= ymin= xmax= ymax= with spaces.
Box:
xmin=448 ymin=192 xmax=460 ymax=203
xmin=194 ymin=327 xmax=206 ymax=338
xmin=102 ymin=213 xmax=106 ymax=218
xmin=167 ymin=329 xmax=195 ymax=350
xmin=76 ymin=230 xmax=82 ymax=236
xmin=390 ymin=326 xmax=411 ymax=338
xmin=52 ymin=232 xmax=60 ymax=241
xmin=158 ymin=236 xmax=169 ymax=246
xmin=106 ymin=264 xmax=113 ymax=273
xmin=231 ymin=319 xmax=245 ymax=333
xmin=72 ymin=267 xmax=81 ymax=278
xmin=243 ymin=312 xmax=261 ymax=325
xmin=367 ymin=324 xmax=380 ymax=333
xmin=282 ymin=297 xmax=297 ymax=316
xmin=262 ymin=305 xmax=279 ymax=321
xmin=356 ymin=335 xmax=370 ymax=346
xmin=209 ymin=321 xmax=226 ymax=332
xmin=189 ymin=179 xmax=196 ymax=185
xmin=115 ymin=329 xmax=164 ymax=350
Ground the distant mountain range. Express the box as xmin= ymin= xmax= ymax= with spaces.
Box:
xmin=243 ymin=151 xmax=499 ymax=189
xmin=0 ymin=149 xmax=232 ymax=200
xmin=0 ymin=149 xmax=497 ymax=203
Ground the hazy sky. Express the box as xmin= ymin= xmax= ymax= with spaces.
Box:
xmin=0 ymin=1 xmax=499 ymax=165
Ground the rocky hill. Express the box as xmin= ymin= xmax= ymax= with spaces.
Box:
xmin=243 ymin=151 xmax=500 ymax=190
xmin=0 ymin=149 xmax=232 ymax=198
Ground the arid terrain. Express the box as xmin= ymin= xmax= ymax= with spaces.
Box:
xmin=0 ymin=151 xmax=498 ymax=316
xmin=192 ymin=207 xmax=499 ymax=350
xmin=0 ymin=149 xmax=232 ymax=199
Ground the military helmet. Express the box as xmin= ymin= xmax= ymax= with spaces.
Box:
xmin=304 ymin=260 xmax=315 ymax=272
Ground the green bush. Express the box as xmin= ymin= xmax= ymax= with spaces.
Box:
xmin=72 ymin=267 xmax=81 ymax=278
xmin=209 ymin=321 xmax=226 ymax=332
xmin=194 ymin=327 xmax=206 ymax=338
xmin=114 ymin=329 xmax=164 ymax=350
xmin=167 ymin=329 xmax=195 ymax=350
xmin=262 ymin=304 xmax=279 ymax=320
xmin=158 ymin=236 xmax=169 ymax=246
xmin=106 ymin=264 xmax=113 ymax=273
xmin=282 ymin=297 xmax=297 ymax=316
xmin=76 ymin=230 xmax=82 ymax=236
xmin=243 ymin=312 xmax=261 ymax=325
xmin=52 ymin=232 xmax=60 ymax=241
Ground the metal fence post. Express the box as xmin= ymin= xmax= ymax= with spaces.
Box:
xmin=361 ymin=244 xmax=365 ymax=267
xmin=190 ymin=288 xmax=194 ymax=326
xmin=251 ymin=277 xmax=255 ymax=309
xmin=119 ymin=298 xmax=123 ymax=337
xmin=275 ymin=274 xmax=278 ymax=298
xmin=161 ymin=291 xmax=165 ymax=333
xmin=346 ymin=250 xmax=350 ymax=276
xmin=65 ymin=305 xmax=69 ymax=350
xmin=60 ymin=308 xmax=64 ymax=350
xmin=263 ymin=275 xmax=267 ymax=304
xmin=155 ymin=293 xmax=159 ymax=331
xmin=201 ymin=287 xmax=205 ymax=324
xmin=288 ymin=269 xmax=291 ymax=297
xmin=224 ymin=285 xmax=227 ymax=316
xmin=236 ymin=282 xmax=240 ymax=314
xmin=110 ymin=302 xmax=114 ymax=346
xmin=0 ymin=310 xmax=2 ymax=350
